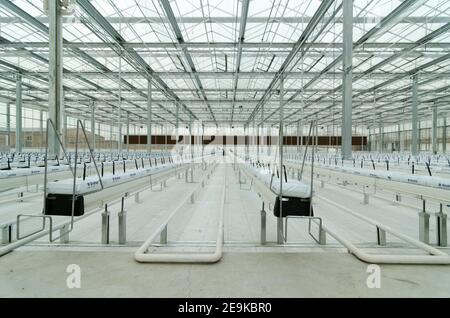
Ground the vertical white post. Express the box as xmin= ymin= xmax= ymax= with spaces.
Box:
xmin=126 ymin=111 xmax=130 ymax=153
xmin=118 ymin=52 xmax=122 ymax=153
xmin=90 ymin=100 xmax=95 ymax=152
xmin=341 ymin=0 xmax=353 ymax=159
xmin=147 ymin=80 xmax=152 ymax=153
xmin=442 ymin=116 xmax=447 ymax=154
xmin=411 ymin=74 xmax=419 ymax=155
xmin=6 ymin=103 xmax=10 ymax=148
xmin=277 ymin=74 xmax=284 ymax=244
xmin=15 ymin=74 xmax=22 ymax=152
xmin=48 ymin=0 xmax=63 ymax=156
xmin=432 ymin=105 xmax=438 ymax=154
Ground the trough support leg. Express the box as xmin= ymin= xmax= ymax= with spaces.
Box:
xmin=260 ymin=202 xmax=266 ymax=245
xmin=118 ymin=197 xmax=126 ymax=245
xmin=363 ymin=192 xmax=369 ymax=205
xmin=101 ymin=205 xmax=110 ymax=244
xmin=160 ymin=225 xmax=167 ymax=244
xmin=436 ymin=204 xmax=447 ymax=247
xmin=134 ymin=192 xmax=141 ymax=204
xmin=418 ymin=211 xmax=430 ymax=244
xmin=1 ymin=225 xmax=11 ymax=244
xmin=376 ymin=226 xmax=386 ymax=246
xmin=60 ymin=224 xmax=69 ymax=244
xmin=319 ymin=228 xmax=326 ymax=245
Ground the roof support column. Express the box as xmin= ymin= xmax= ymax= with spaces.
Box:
xmin=6 ymin=103 xmax=10 ymax=148
xmin=432 ymin=104 xmax=438 ymax=154
xmin=126 ymin=111 xmax=130 ymax=153
xmin=341 ymin=0 xmax=353 ymax=159
xmin=147 ymin=80 xmax=152 ymax=153
xmin=411 ymin=74 xmax=419 ymax=155
xmin=39 ymin=110 xmax=44 ymax=151
xmin=252 ymin=114 xmax=255 ymax=158
xmin=118 ymin=51 xmax=122 ymax=153
xmin=277 ymin=74 xmax=285 ymax=245
xmin=48 ymin=0 xmax=63 ymax=156
xmin=175 ymin=102 xmax=179 ymax=154
xmin=90 ymin=100 xmax=95 ymax=152
xmin=397 ymin=124 xmax=401 ymax=152
xmin=109 ymin=110 xmax=113 ymax=152
xmin=378 ymin=114 xmax=383 ymax=153
xmin=15 ymin=74 xmax=22 ymax=152
xmin=442 ymin=117 xmax=447 ymax=154
xmin=260 ymin=104 xmax=264 ymax=160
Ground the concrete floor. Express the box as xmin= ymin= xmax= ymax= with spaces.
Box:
xmin=1 ymin=250 xmax=450 ymax=297
xmin=1 ymin=155 xmax=449 ymax=297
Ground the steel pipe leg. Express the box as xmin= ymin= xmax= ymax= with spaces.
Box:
xmin=418 ymin=212 xmax=430 ymax=244
xmin=134 ymin=192 xmax=141 ymax=204
xmin=377 ymin=226 xmax=386 ymax=246
xmin=436 ymin=205 xmax=447 ymax=247
xmin=118 ymin=211 xmax=126 ymax=245
xmin=1 ymin=225 xmax=11 ymax=244
xmin=260 ymin=203 xmax=266 ymax=245
xmin=363 ymin=192 xmax=369 ymax=205
xmin=318 ymin=227 xmax=326 ymax=245
xmin=101 ymin=205 xmax=110 ymax=244
xmin=277 ymin=217 xmax=283 ymax=244
xmin=60 ymin=224 xmax=69 ymax=244
xmin=160 ymin=225 xmax=168 ymax=244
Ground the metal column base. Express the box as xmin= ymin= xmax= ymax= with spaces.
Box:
xmin=377 ymin=226 xmax=386 ymax=246
xmin=134 ymin=192 xmax=142 ymax=203
xmin=260 ymin=203 xmax=266 ymax=245
xmin=418 ymin=212 xmax=430 ymax=244
xmin=118 ymin=211 xmax=126 ymax=245
xmin=363 ymin=193 xmax=369 ymax=205
xmin=101 ymin=206 xmax=110 ymax=244
xmin=436 ymin=212 xmax=447 ymax=247
xmin=160 ymin=225 xmax=168 ymax=244
xmin=1 ymin=225 xmax=12 ymax=244
xmin=60 ymin=224 xmax=69 ymax=244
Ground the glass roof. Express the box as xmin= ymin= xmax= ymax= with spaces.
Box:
xmin=0 ymin=0 xmax=449 ymax=127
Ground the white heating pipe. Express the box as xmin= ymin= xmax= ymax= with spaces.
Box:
xmin=318 ymin=196 xmax=450 ymax=264
xmin=135 ymin=163 xmax=225 ymax=263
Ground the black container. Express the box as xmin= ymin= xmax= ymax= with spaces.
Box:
xmin=44 ymin=194 xmax=85 ymax=216
xmin=273 ymin=196 xmax=313 ymax=217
